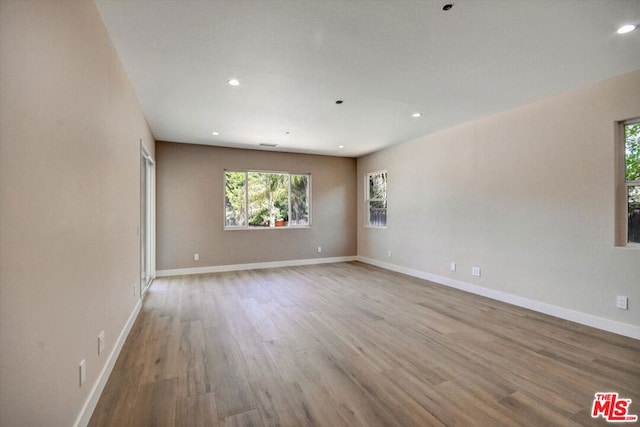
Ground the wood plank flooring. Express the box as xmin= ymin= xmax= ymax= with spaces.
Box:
xmin=89 ymin=262 xmax=640 ymax=426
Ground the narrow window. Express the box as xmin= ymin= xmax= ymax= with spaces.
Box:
xmin=366 ymin=171 xmax=387 ymax=227
xmin=224 ymin=171 xmax=247 ymax=228
xmin=224 ymin=170 xmax=311 ymax=229
xmin=290 ymin=174 xmax=310 ymax=226
xmin=625 ymin=120 xmax=640 ymax=244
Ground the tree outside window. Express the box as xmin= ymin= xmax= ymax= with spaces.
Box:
xmin=225 ymin=170 xmax=310 ymax=229
xmin=625 ymin=121 xmax=640 ymax=244
xmin=366 ymin=171 xmax=387 ymax=227
xmin=290 ymin=174 xmax=310 ymax=225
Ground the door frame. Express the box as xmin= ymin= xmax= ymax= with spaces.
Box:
xmin=140 ymin=142 xmax=155 ymax=296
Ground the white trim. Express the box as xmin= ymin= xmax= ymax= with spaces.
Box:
xmin=156 ymin=256 xmax=357 ymax=277
xmin=357 ymin=256 xmax=640 ymax=340
xmin=140 ymin=142 xmax=155 ymax=296
xmin=365 ymin=170 xmax=387 ymax=228
xmin=73 ymin=299 xmax=143 ymax=427
xmin=223 ymin=225 xmax=312 ymax=232
xmin=622 ymin=119 xmax=640 ymax=246
xmin=140 ymin=139 xmax=154 ymax=164
xmin=223 ymin=170 xmax=312 ymax=229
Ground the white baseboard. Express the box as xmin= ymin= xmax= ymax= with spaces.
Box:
xmin=357 ymin=256 xmax=640 ymax=340
xmin=155 ymin=256 xmax=358 ymax=277
xmin=73 ymin=298 xmax=143 ymax=427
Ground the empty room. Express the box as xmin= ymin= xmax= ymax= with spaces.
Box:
xmin=2 ymin=0 xmax=640 ymax=426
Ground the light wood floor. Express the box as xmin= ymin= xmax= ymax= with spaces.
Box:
xmin=89 ymin=262 xmax=640 ymax=426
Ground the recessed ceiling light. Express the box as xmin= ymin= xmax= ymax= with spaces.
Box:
xmin=617 ymin=24 xmax=637 ymax=34
xmin=412 ymin=112 xmax=422 ymax=118
xmin=338 ymin=145 xmax=345 ymax=149
xmin=228 ymin=78 xmax=240 ymax=86
xmin=442 ymin=3 xmax=453 ymax=11
xmin=211 ymin=131 xmax=219 ymax=136
xmin=335 ymin=99 xmax=344 ymax=104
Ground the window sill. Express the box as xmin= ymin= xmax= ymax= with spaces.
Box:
xmin=224 ymin=225 xmax=311 ymax=231
xmin=614 ymin=242 xmax=640 ymax=249
xmin=621 ymin=243 xmax=640 ymax=249
xmin=364 ymin=225 xmax=387 ymax=229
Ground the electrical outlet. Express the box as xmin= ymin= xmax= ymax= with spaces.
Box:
xmin=98 ymin=331 xmax=105 ymax=355
xmin=317 ymin=246 xmax=322 ymax=253
xmin=450 ymin=262 xmax=456 ymax=272
xmin=472 ymin=266 xmax=481 ymax=277
xmin=79 ymin=359 xmax=86 ymax=386
xmin=194 ymin=253 xmax=199 ymax=261
xmin=133 ymin=284 xmax=137 ymax=296
xmin=387 ymin=250 xmax=392 ymax=258
xmin=616 ymin=295 xmax=628 ymax=310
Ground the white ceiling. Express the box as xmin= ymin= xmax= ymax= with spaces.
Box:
xmin=95 ymin=0 xmax=640 ymax=158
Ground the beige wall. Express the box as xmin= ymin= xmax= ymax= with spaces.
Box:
xmin=1 ymin=1 xmax=636 ymax=424
xmin=156 ymin=142 xmax=356 ymax=270
xmin=358 ymin=69 xmax=640 ymax=330
xmin=0 ymin=1 xmax=154 ymax=426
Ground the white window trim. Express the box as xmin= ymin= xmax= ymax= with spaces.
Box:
xmin=365 ymin=170 xmax=387 ymax=229
xmin=618 ymin=118 xmax=640 ymax=247
xmin=224 ymin=169 xmax=311 ymax=231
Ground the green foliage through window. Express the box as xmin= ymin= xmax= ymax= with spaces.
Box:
xmin=625 ymin=121 xmax=640 ymax=243
xmin=626 ymin=122 xmax=640 ymax=181
xmin=224 ymin=170 xmax=310 ymax=228
xmin=224 ymin=171 xmax=246 ymax=227
xmin=290 ymin=174 xmax=310 ymax=225
xmin=366 ymin=171 xmax=387 ymax=227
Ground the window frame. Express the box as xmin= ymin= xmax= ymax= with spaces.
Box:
xmin=621 ymin=117 xmax=640 ymax=248
xmin=365 ymin=170 xmax=388 ymax=228
xmin=223 ymin=169 xmax=311 ymax=230
xmin=616 ymin=118 xmax=640 ymax=247
xmin=626 ymin=182 xmax=639 ymax=245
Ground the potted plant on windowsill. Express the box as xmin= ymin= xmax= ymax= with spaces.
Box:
xmin=275 ymin=212 xmax=287 ymax=227
xmin=274 ymin=203 xmax=288 ymax=227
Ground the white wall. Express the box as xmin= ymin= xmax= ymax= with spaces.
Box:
xmin=358 ymin=69 xmax=640 ymax=336
xmin=0 ymin=1 xmax=154 ymax=425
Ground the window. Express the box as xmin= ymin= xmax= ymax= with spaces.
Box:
xmin=224 ymin=170 xmax=310 ymax=229
xmin=366 ymin=170 xmax=387 ymax=227
xmin=625 ymin=120 xmax=640 ymax=244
